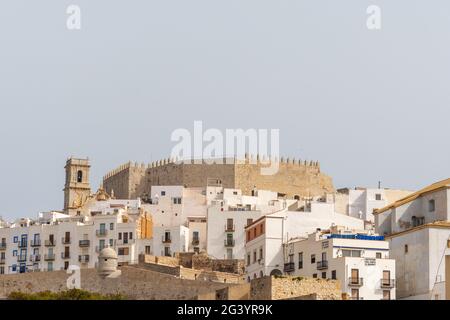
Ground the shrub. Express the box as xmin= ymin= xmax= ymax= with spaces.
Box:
xmin=8 ymin=289 xmax=126 ymax=300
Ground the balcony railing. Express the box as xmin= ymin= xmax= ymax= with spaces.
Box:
xmin=61 ymin=252 xmax=70 ymax=259
xmin=117 ymin=239 xmax=134 ymax=245
xmin=225 ymin=224 xmax=235 ymax=232
xmin=0 ymin=243 xmax=6 ymax=250
xmin=283 ymin=262 xmax=295 ymax=273
xmin=162 ymin=236 xmax=172 ymax=244
xmin=192 ymin=238 xmax=200 ymax=246
xmin=61 ymin=237 xmax=71 ymax=244
xmin=18 ymin=241 xmax=27 ymax=248
xmin=96 ymin=229 xmax=108 ymax=237
xmin=224 ymin=239 xmax=235 ymax=247
xmin=348 ymin=277 xmax=364 ymax=287
xmin=380 ymin=279 xmax=395 ymax=288
xmin=317 ymin=260 xmax=328 ymax=270
xmin=95 ymin=246 xmax=106 ymax=253
xmin=30 ymin=254 xmax=41 ymax=262
xmin=30 ymin=240 xmax=41 ymax=247
xmin=44 ymin=240 xmax=55 ymax=247
xmin=79 ymin=255 xmax=90 ymax=263
xmin=17 ymin=255 xmax=27 ymax=262
xmin=79 ymin=240 xmax=90 ymax=247
xmin=44 ymin=254 xmax=55 ymax=261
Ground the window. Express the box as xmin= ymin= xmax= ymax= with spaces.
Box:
xmin=351 ymin=250 xmax=361 ymax=258
xmin=311 ymin=254 xmax=316 ymax=264
xmin=0 ymin=266 xmax=4 ymax=275
xmin=118 ymin=232 xmax=122 ymax=240
xmin=375 ymin=194 xmax=382 ymax=201
xmin=383 ymin=290 xmax=391 ymax=300
xmin=404 ymin=244 xmax=408 ymax=254
xmin=12 ymin=264 xmax=17 ymax=272
xmin=109 ymin=239 xmax=114 ymax=247
xmin=172 ymin=197 xmax=182 ymax=204
xmin=312 ymin=273 xmax=317 ymax=278
xmin=253 ymin=250 xmax=257 ymax=263
xmin=64 ymin=261 xmax=69 ymax=270
xmin=331 ymin=270 xmax=337 ymax=280
xmin=246 ymin=219 xmax=253 ymax=226
xmin=145 ymin=246 xmax=151 ymax=254
xmin=342 ymin=249 xmax=351 ymax=257
xmin=447 ymin=240 xmax=450 ymax=249
xmin=77 ymin=170 xmax=83 ymax=183
xmin=412 ymin=216 xmax=425 ymax=227
xmin=110 ymin=223 xmax=114 ymax=230
xmin=298 ymin=252 xmax=303 ymax=269
xmin=13 ymin=236 xmax=18 ymax=243
xmin=376 ymin=252 xmax=382 ymax=259
xmin=288 ymin=254 xmax=294 ymax=263
xmin=247 ymin=254 xmax=251 ymax=266
xmin=351 ymin=289 xmax=359 ymax=300
xmin=233 ymin=191 xmax=238 ymax=195
xmin=429 ymin=199 xmax=435 ymax=212
xmin=118 ymin=247 xmax=129 ymax=255
xmin=259 ymin=247 xmax=263 ymax=260
xmin=129 ymin=232 xmax=133 ymax=240
xmin=161 ymin=191 xmax=166 ymax=196
xmin=321 ymin=272 xmax=326 ymax=279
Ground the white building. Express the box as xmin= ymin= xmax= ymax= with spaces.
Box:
xmin=282 ymin=227 xmax=395 ymax=300
xmin=0 ymin=199 xmax=152 ymax=275
xmin=206 ymin=187 xmax=292 ymax=260
xmin=331 ymin=187 xmax=412 ymax=222
xmin=244 ymin=201 xmax=367 ymax=280
xmin=374 ymin=178 xmax=450 ymax=300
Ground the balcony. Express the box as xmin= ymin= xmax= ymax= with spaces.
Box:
xmin=44 ymin=240 xmax=55 ymax=247
xmin=96 ymin=229 xmax=108 ymax=237
xmin=79 ymin=255 xmax=90 ymax=263
xmin=17 ymin=255 xmax=27 ymax=262
xmin=0 ymin=243 xmax=7 ymax=250
xmin=30 ymin=240 xmax=41 ymax=247
xmin=192 ymin=238 xmax=200 ymax=246
xmin=0 ymin=258 xmax=5 ymax=264
xmin=162 ymin=236 xmax=172 ymax=244
xmin=283 ymin=262 xmax=295 ymax=273
xmin=224 ymin=239 xmax=235 ymax=247
xmin=79 ymin=240 xmax=90 ymax=247
xmin=61 ymin=252 xmax=70 ymax=259
xmin=348 ymin=277 xmax=364 ymax=287
xmin=30 ymin=254 xmax=41 ymax=262
xmin=225 ymin=224 xmax=235 ymax=232
xmin=18 ymin=241 xmax=27 ymax=248
xmin=44 ymin=254 xmax=55 ymax=261
xmin=95 ymin=246 xmax=106 ymax=253
xmin=117 ymin=239 xmax=134 ymax=245
xmin=317 ymin=260 xmax=328 ymax=270
xmin=61 ymin=237 xmax=71 ymax=244
xmin=380 ymin=279 xmax=395 ymax=288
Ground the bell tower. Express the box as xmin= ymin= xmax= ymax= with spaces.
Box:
xmin=63 ymin=157 xmax=91 ymax=215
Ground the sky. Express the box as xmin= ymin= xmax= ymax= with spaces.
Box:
xmin=0 ymin=1 xmax=449 ymax=220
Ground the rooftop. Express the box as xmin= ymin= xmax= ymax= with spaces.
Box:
xmin=374 ymin=178 xmax=450 ymax=215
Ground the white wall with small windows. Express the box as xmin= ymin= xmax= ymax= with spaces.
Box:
xmin=284 ymin=230 xmax=395 ymax=300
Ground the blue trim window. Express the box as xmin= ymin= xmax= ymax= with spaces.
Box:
xmin=12 ymin=250 xmax=18 ymax=257
xmin=12 ymin=264 xmax=17 ymax=272
xmin=13 ymin=236 xmax=18 ymax=243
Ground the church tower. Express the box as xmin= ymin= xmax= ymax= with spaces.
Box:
xmin=63 ymin=157 xmax=91 ymax=215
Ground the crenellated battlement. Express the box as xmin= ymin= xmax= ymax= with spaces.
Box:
xmin=103 ymin=154 xmax=321 ymax=183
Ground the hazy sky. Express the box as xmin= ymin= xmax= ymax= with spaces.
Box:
xmin=0 ymin=1 xmax=449 ymax=220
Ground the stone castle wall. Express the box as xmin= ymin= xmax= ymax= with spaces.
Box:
xmin=0 ymin=266 xmax=232 ymax=300
xmin=103 ymin=157 xmax=334 ymax=200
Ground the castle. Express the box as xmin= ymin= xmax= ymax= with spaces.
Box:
xmin=102 ymin=155 xmax=335 ymax=201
